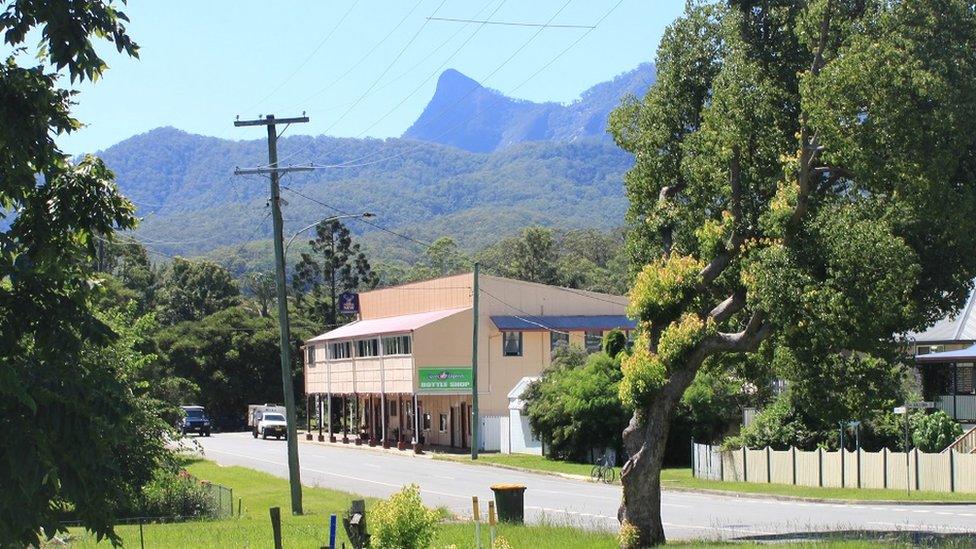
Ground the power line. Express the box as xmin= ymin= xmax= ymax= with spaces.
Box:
xmin=273 ymin=0 xmax=507 ymax=170
xmin=238 ymin=0 xmax=362 ymax=116
xmin=307 ymin=0 xmax=622 ymax=170
xmin=427 ymin=16 xmax=594 ymax=29
xmin=478 ymin=287 xmax=570 ymax=335
xmin=279 ymin=185 xmax=448 ymax=253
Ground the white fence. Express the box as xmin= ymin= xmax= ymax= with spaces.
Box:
xmin=692 ymin=442 xmax=976 ymax=493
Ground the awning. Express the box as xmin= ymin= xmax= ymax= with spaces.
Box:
xmin=490 ymin=314 xmax=636 ymax=332
xmin=308 ymin=307 xmax=470 ymax=342
xmin=916 ymin=344 xmax=976 ymax=364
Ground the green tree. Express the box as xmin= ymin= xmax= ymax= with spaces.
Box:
xmin=155 ymin=257 xmax=240 ymax=324
xmin=609 ymin=1 xmax=976 ymax=544
xmin=292 ymin=220 xmax=378 ymax=328
xmin=405 ymin=236 xmax=470 ymax=281
xmin=154 ymin=306 xmax=314 ymax=421
xmin=244 ymin=271 xmax=276 ymax=317
xmin=0 ymin=1 xmax=178 ymax=544
xmin=524 ymin=347 xmax=631 ymax=461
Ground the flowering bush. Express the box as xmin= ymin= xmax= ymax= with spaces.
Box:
xmin=370 ymin=485 xmax=439 ymax=549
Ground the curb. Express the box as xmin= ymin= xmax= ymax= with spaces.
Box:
xmin=432 ymin=456 xmax=976 ymax=506
xmin=296 ymin=431 xmax=435 ymax=459
xmin=660 ymin=485 xmax=976 ymax=506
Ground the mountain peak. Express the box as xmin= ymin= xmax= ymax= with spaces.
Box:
xmin=404 ymin=63 xmax=656 ymax=153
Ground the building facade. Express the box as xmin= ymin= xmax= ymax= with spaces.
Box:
xmin=302 ymin=273 xmax=633 ymax=453
xmin=909 ymin=284 xmax=976 ymax=425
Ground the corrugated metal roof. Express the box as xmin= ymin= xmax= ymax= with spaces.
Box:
xmin=490 ymin=315 xmax=636 ymax=332
xmin=916 ymin=344 xmax=976 ymax=363
xmin=909 ymin=284 xmax=976 ymax=344
xmin=307 ymin=307 xmax=470 ymax=342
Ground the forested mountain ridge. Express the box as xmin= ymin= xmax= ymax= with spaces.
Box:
xmin=98 ymin=64 xmax=657 ymax=265
xmin=105 ymin=129 xmax=633 ymax=261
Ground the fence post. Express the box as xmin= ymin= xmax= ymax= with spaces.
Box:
xmin=719 ymin=445 xmax=724 ymax=481
xmin=742 ymin=446 xmax=748 ymax=483
xmin=691 ymin=438 xmax=696 ymax=478
xmin=950 ymin=449 xmax=956 ymax=493
xmin=857 ymin=448 xmax=861 ymax=489
xmin=329 ymin=514 xmax=337 ymax=549
xmin=882 ymin=448 xmax=888 ymax=489
xmin=139 ymin=518 xmax=145 ymax=549
xmin=840 ymin=447 xmax=845 ymax=488
xmin=791 ymin=446 xmax=797 ymax=486
xmin=914 ymin=448 xmax=920 ymax=492
xmin=766 ymin=446 xmax=772 ymax=484
xmin=818 ymin=448 xmax=823 ymax=487
xmin=270 ymin=507 xmax=283 ymax=549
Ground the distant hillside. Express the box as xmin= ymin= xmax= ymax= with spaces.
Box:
xmin=97 ymin=63 xmax=657 ymax=268
xmin=103 ymin=128 xmax=633 ymax=264
xmin=403 ymin=63 xmax=655 ymax=152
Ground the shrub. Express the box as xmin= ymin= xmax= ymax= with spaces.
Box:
xmin=618 ymin=520 xmax=641 ymax=549
xmin=602 ymin=329 xmax=627 ymax=358
xmin=912 ymin=411 xmax=963 ymax=453
xmin=138 ymin=468 xmax=219 ymax=518
xmin=370 ymin=485 xmax=439 ymax=549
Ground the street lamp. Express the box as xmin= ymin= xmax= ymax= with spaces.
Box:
xmin=285 ymin=212 xmax=375 ymax=254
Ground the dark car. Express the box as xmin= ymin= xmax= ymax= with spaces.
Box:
xmin=179 ymin=405 xmax=212 ymax=437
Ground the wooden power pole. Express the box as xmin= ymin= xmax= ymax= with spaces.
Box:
xmin=471 ymin=262 xmax=479 ymax=459
xmin=234 ymin=114 xmax=311 ymax=515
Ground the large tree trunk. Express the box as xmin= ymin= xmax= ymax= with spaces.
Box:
xmin=618 ymin=401 xmax=674 ymax=546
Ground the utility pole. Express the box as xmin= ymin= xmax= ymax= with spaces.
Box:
xmin=471 ymin=262 xmax=479 ymax=459
xmin=234 ymin=114 xmax=311 ymax=515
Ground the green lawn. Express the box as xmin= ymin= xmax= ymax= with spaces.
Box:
xmin=62 ymin=460 xmax=617 ymax=548
xmin=435 ymin=453 xmax=976 ymax=503
xmin=57 ymin=458 xmax=969 ymax=548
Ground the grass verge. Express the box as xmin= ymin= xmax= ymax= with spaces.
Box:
xmin=63 ymin=460 xmax=617 ymax=548
xmin=434 ymin=453 xmax=976 ymax=503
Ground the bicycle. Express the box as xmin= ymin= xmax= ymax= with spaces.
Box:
xmin=590 ymin=454 xmax=616 ymax=484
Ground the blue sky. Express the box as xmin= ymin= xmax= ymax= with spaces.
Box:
xmin=24 ymin=1 xmax=686 ymax=154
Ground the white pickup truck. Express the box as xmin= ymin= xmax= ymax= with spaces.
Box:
xmin=249 ymin=404 xmax=288 ymax=440
xmin=254 ymin=412 xmax=288 ymax=440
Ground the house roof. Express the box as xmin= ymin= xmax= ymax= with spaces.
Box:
xmin=908 ymin=283 xmax=976 ymax=344
xmin=307 ymin=307 xmax=470 ymax=343
xmin=508 ymin=376 xmax=540 ymax=410
xmin=490 ymin=315 xmax=636 ymax=332
xmin=916 ymin=344 xmax=976 ymax=364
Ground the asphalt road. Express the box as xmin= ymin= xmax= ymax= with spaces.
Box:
xmin=195 ymin=432 xmax=976 ymax=542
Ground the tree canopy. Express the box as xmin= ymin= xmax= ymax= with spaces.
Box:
xmin=609 ymin=0 xmax=976 ymax=545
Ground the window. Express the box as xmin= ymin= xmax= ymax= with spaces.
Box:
xmin=423 ymin=413 xmax=432 ymax=430
xmin=382 ymin=335 xmax=412 ymax=355
xmin=356 ymin=338 xmax=378 ymax=357
xmin=502 ymin=331 xmax=523 ymax=357
xmin=439 ymin=413 xmax=448 ymax=433
xmin=550 ymin=331 xmax=569 ymax=352
xmin=329 ymin=341 xmax=351 ymax=360
xmin=917 ymin=345 xmax=944 ymax=355
xmin=585 ymin=331 xmax=603 ymax=353
xmin=956 ymin=364 xmax=975 ymax=394
xmin=306 ymin=346 xmax=316 ymax=366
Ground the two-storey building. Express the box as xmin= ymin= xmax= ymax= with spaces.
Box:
xmin=302 ymin=272 xmax=633 ymax=454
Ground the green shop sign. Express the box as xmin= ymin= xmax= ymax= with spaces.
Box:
xmin=417 ymin=367 xmax=472 ymax=393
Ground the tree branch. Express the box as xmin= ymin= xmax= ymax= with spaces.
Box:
xmin=708 ymin=289 xmax=746 ymax=325
xmin=700 ymin=148 xmax=745 ymax=285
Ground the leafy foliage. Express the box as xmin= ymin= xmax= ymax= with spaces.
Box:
xmin=0 ymin=1 xmax=183 ymax=545
xmin=609 ymin=0 xmax=976 ymax=542
xmin=912 ymin=411 xmax=963 ymax=453
xmin=135 ymin=468 xmax=220 ymax=519
xmin=524 ymin=347 xmax=630 ymax=461
xmin=369 ymin=484 xmax=439 ymax=549
xmin=292 ymin=220 xmax=378 ymax=327
xmin=155 ymin=257 xmax=240 ymax=324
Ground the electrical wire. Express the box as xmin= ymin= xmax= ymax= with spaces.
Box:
xmin=238 ymin=0 xmax=362 ymax=116
xmin=427 ymin=16 xmax=595 ymax=29
xmin=478 ymin=287 xmax=570 ymax=335
xmin=272 ymin=0 xmax=508 ymax=168
xmin=306 ymin=0 xmax=624 ymax=170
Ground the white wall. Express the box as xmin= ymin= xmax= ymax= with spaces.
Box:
xmin=509 ymin=408 xmax=542 ymax=455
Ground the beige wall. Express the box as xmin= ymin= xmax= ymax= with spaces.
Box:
xmin=360 ymin=273 xmax=473 ymax=319
xmin=305 ymin=273 xmax=631 ymax=420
